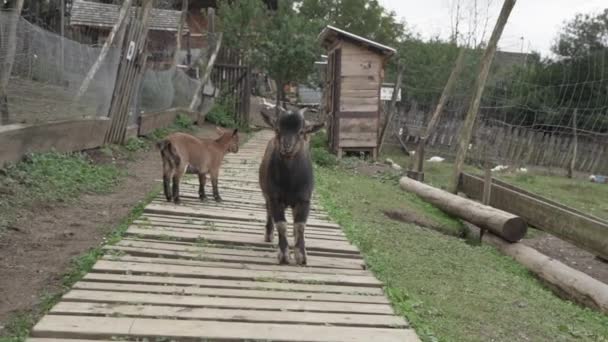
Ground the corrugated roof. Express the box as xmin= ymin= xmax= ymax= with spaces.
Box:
xmin=318 ymin=25 xmax=396 ymax=55
xmin=70 ymin=0 xmax=189 ymax=32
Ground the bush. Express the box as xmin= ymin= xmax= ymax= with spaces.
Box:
xmin=312 ymin=147 xmax=338 ymax=168
xmin=206 ymin=94 xmax=237 ymax=128
xmin=124 ymin=137 xmax=148 ymax=152
xmin=174 ymin=113 xmax=194 ymax=130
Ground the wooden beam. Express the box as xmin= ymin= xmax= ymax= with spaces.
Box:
xmin=189 ymin=32 xmax=223 ymax=111
xmin=378 ymin=63 xmax=404 ymax=154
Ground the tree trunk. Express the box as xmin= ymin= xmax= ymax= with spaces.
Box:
xmin=0 ymin=0 xmax=25 ymax=125
xmin=449 ymin=0 xmax=516 ymax=193
xmin=74 ymin=0 xmax=133 ymax=102
xmin=378 ymin=64 xmax=404 ymax=155
xmin=399 ymin=176 xmax=527 ymax=242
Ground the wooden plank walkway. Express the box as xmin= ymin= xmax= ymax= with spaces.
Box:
xmin=29 ymin=131 xmax=419 ymax=342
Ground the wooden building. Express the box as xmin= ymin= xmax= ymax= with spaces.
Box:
xmin=318 ymin=25 xmax=395 ymax=159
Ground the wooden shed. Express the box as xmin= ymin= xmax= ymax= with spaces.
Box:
xmin=318 ymin=25 xmax=395 ymax=159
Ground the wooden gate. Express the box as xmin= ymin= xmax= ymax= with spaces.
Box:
xmin=211 ymin=47 xmax=251 ymax=126
xmin=105 ymin=16 xmax=150 ymax=144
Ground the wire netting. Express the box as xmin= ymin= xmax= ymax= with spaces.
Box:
xmin=1 ymin=10 xmax=120 ymax=124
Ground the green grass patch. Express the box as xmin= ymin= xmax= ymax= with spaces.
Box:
xmin=0 ymin=152 xmax=123 ymax=234
xmin=315 ymin=165 xmax=608 ymax=342
xmin=0 ymin=188 xmax=160 ymax=342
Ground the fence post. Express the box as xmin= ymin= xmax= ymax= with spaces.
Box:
xmin=449 ymin=0 xmax=517 ymax=193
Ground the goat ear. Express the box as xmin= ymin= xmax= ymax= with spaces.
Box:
xmin=216 ymin=126 xmax=224 ymax=135
xmin=260 ymin=111 xmax=276 ymax=129
xmin=298 ymin=107 xmax=307 ymax=117
xmin=232 ymin=128 xmax=238 ymax=136
xmin=304 ymin=122 xmax=325 ymax=135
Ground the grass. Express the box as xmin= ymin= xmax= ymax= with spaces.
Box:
xmin=315 ymin=165 xmax=608 ymax=342
xmin=0 ymin=152 xmax=123 ymax=234
xmin=385 ymin=149 xmax=608 ymax=221
xmin=0 ymin=187 xmax=160 ymax=342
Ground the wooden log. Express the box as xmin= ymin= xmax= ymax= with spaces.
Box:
xmin=481 ymin=231 xmax=608 ymax=314
xmin=399 ymin=176 xmax=527 ymax=242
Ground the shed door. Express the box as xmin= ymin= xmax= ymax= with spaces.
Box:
xmin=327 ymin=48 xmax=341 ymax=151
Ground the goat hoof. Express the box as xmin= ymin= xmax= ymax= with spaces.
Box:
xmin=173 ymin=198 xmax=181 ymax=205
xmin=294 ymin=249 xmax=307 ymax=266
xmin=277 ymin=250 xmax=290 ymax=265
xmin=199 ymin=196 xmax=207 ymax=202
xmin=214 ymin=196 xmax=222 ymax=202
xmin=165 ymin=196 xmax=172 ymax=202
xmin=264 ymin=232 xmax=274 ymax=243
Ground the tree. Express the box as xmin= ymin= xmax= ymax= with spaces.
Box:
xmin=257 ymin=0 xmax=319 ymax=111
xmin=553 ymin=9 xmax=608 ymax=58
xmin=296 ymin=0 xmax=407 ymax=47
xmin=217 ymin=0 xmax=268 ymax=64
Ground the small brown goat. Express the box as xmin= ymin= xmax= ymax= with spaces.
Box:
xmin=157 ymin=128 xmax=239 ymax=204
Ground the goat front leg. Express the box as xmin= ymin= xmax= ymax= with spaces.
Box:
xmin=264 ymin=200 xmax=274 ymax=242
xmin=172 ymin=163 xmax=186 ymax=204
xmin=293 ymin=201 xmax=310 ymax=265
xmin=198 ymin=173 xmax=207 ymax=201
xmin=210 ymin=169 xmax=222 ymax=202
xmin=162 ymin=160 xmax=173 ymax=202
xmin=270 ymin=200 xmax=289 ymax=264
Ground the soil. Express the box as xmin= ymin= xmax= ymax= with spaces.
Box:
xmin=0 ymin=124 xmax=217 ymax=330
xmin=522 ymin=233 xmax=608 ymax=284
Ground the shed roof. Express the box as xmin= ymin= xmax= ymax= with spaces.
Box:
xmin=318 ymin=25 xmax=396 ymax=56
xmin=70 ymin=0 xmax=189 ymax=32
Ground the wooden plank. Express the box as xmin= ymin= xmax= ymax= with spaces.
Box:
xmin=50 ymin=302 xmax=406 ymax=328
xmin=32 ymin=316 xmax=418 ymax=342
xmin=82 ymin=273 xmax=385 ymax=295
xmin=340 ymin=139 xmax=377 ymax=148
xmin=144 ymin=203 xmax=341 ymax=229
xmin=92 ymin=260 xmax=379 ymax=286
xmin=61 ymin=290 xmax=394 ymax=314
xmin=125 ymin=227 xmax=360 ymax=255
xmin=72 ymin=282 xmax=388 ymax=304
xmin=105 ymin=245 xmax=363 ymax=270
xmin=101 ymin=255 xmax=370 ymax=276
xmin=341 ymin=77 xmax=380 ymax=91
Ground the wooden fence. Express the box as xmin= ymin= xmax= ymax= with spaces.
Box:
xmin=211 ymin=47 xmax=251 ymax=126
xmin=387 ymin=105 xmax=608 ymax=174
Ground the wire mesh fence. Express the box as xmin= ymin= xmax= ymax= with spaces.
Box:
xmin=388 ymin=48 xmax=608 ymax=174
xmin=1 ymin=9 xmax=121 ymax=124
xmin=1 ymin=8 xmax=208 ymax=129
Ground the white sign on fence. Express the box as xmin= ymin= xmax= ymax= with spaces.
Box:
xmin=381 ymin=87 xmax=401 ymax=101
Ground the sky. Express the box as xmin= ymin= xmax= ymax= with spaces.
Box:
xmin=378 ymin=0 xmax=607 ymax=57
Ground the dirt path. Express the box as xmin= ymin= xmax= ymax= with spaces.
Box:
xmin=0 ymin=125 xmax=215 ymax=329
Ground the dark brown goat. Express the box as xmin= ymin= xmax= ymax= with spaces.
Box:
xmin=157 ymin=128 xmax=239 ymax=204
xmin=259 ymin=108 xmax=324 ymax=265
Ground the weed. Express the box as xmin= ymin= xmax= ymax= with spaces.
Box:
xmin=206 ymin=94 xmax=237 ymax=128
xmin=124 ymin=137 xmax=149 ymax=153
xmin=174 ymin=114 xmax=194 ymax=130
xmin=0 ymin=152 xmax=123 ymax=234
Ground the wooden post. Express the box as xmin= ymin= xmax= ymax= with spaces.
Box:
xmin=413 ymin=47 xmax=466 ymax=174
xmin=60 ymin=0 xmax=65 ymax=74
xmin=173 ymin=0 xmax=188 ymax=68
xmin=74 ymin=0 xmax=133 ymax=102
xmin=568 ymin=109 xmax=578 ymax=178
xmin=189 ymin=33 xmax=223 ymax=111
xmin=0 ymin=0 xmax=25 ymax=125
xmin=449 ymin=0 xmax=516 ymax=193
xmin=378 ymin=63 xmax=404 ymax=154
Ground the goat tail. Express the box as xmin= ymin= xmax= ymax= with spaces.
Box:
xmin=158 ymin=139 xmax=181 ymax=170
